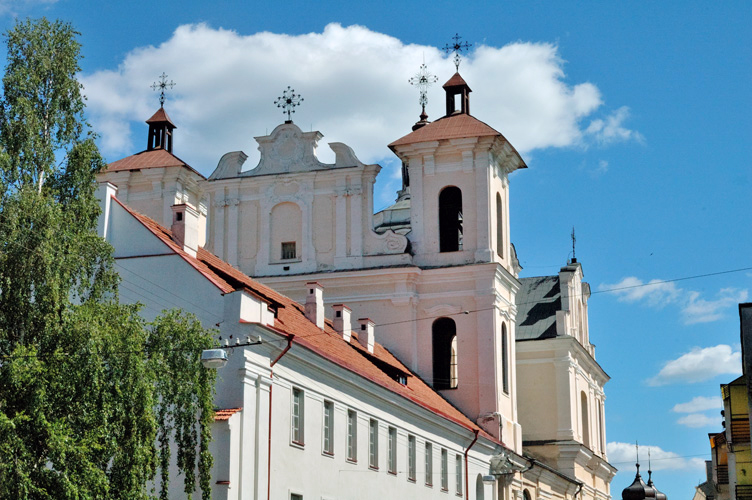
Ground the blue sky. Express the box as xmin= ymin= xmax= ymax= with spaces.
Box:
xmin=2 ymin=1 xmax=749 ymax=498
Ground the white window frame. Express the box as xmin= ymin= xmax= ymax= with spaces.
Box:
xmin=347 ymin=409 xmax=357 ymax=462
xmin=408 ymin=434 xmax=416 ymax=482
xmin=455 ymin=454 xmax=463 ymax=496
xmin=425 ymin=442 xmax=433 ymax=486
xmin=369 ymin=419 xmax=379 ymax=469
xmin=441 ymin=448 xmax=448 ymax=491
xmin=291 ymin=387 xmax=304 ymax=446
xmin=388 ymin=427 xmax=397 ymax=475
xmin=323 ymin=400 xmax=334 ymax=456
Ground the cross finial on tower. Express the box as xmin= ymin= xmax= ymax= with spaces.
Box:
xmin=571 ymin=226 xmax=577 ymax=261
xmin=636 ymin=440 xmax=641 ymax=471
xmin=274 ymin=86 xmax=304 ymax=123
xmin=151 ymin=72 xmax=176 ymax=108
xmin=409 ymin=61 xmax=438 ymax=124
xmin=443 ymin=33 xmax=472 ymax=71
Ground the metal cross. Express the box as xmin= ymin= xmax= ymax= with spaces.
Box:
xmin=443 ymin=33 xmax=472 ymax=71
xmin=151 ymin=72 xmax=176 ymax=108
xmin=409 ymin=63 xmax=438 ymax=114
xmin=274 ymin=86 xmax=304 ymax=122
xmin=571 ymin=226 xmax=576 ymax=261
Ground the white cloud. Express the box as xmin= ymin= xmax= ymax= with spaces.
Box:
xmin=648 ymin=344 xmax=741 ymax=386
xmin=0 ymin=0 xmax=56 ymax=16
xmin=585 ymin=106 xmax=644 ymax=145
xmin=80 ymin=23 xmax=640 ymax=182
xmin=607 ymin=442 xmax=705 ymax=471
xmin=672 ymin=396 xmax=722 ymax=413
xmin=676 ymin=413 xmax=719 ymax=428
xmin=598 ymin=277 xmax=747 ymax=324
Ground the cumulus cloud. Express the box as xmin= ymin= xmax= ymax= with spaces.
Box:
xmin=676 ymin=413 xmax=719 ymax=428
xmin=672 ymin=396 xmax=722 ymax=413
xmin=607 ymin=442 xmax=705 ymax=471
xmin=648 ymin=345 xmax=741 ymax=386
xmin=81 ymin=23 xmax=639 ymax=184
xmin=0 ymin=0 xmax=56 ymax=16
xmin=598 ymin=277 xmax=747 ymax=324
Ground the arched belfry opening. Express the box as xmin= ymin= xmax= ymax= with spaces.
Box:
xmin=439 ymin=186 xmax=463 ymax=252
xmin=443 ymin=72 xmax=472 ymax=116
xmin=146 ymin=107 xmax=176 ymax=153
xmin=432 ymin=317 xmax=458 ymax=390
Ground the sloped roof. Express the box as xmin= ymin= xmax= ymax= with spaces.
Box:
xmin=516 ymin=276 xmax=561 ymax=341
xmin=113 ymin=198 xmax=497 ymax=444
xmin=443 ymin=72 xmax=471 ymax=89
xmin=146 ymin=107 xmax=176 ymax=127
xmin=389 ymin=113 xmax=503 ymax=148
xmin=106 ymin=149 xmax=206 ymax=179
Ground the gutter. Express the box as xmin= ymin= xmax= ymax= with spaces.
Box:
xmin=267 ymin=335 xmax=294 ymax=500
xmin=465 ymin=429 xmax=480 ymax=499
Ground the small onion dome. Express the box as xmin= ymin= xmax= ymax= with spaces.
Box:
xmin=622 ymin=464 xmax=654 ymax=500
xmin=647 ymin=470 xmax=667 ymax=500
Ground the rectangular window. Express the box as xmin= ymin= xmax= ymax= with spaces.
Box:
xmin=347 ymin=410 xmax=357 ymax=462
xmin=323 ymin=400 xmax=334 ymax=455
xmin=388 ymin=427 xmax=397 ymax=474
xmin=291 ymin=494 xmax=303 ymax=500
xmin=441 ymin=448 xmax=448 ymax=491
xmin=369 ymin=419 xmax=379 ymax=469
xmin=425 ymin=442 xmax=433 ymax=486
xmin=456 ymin=454 xmax=463 ymax=496
xmin=408 ymin=435 xmax=416 ymax=481
xmin=291 ymin=388 xmax=304 ymax=445
xmin=281 ymin=241 xmax=296 ymax=260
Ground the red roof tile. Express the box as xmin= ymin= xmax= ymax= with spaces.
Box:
xmin=390 ymin=113 xmax=499 ymax=147
xmin=106 ymin=149 xmax=206 ymax=180
xmin=113 ymin=198 xmax=500 ymax=445
xmin=214 ymin=408 xmax=242 ymax=421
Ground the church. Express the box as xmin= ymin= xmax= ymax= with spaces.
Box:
xmin=97 ymin=59 xmax=616 ymax=500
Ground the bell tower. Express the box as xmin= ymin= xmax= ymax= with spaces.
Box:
xmin=388 ymin=71 xmax=526 ymax=272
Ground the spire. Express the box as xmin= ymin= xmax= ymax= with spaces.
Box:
xmin=147 ymin=73 xmax=177 ymax=152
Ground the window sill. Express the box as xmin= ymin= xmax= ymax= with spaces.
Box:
xmin=290 ymin=441 xmax=305 ymax=450
xmin=426 ymin=484 xmax=434 ymax=488
xmin=388 ymin=470 xmax=397 ymax=476
xmin=346 ymin=458 xmax=357 ymax=464
xmin=271 ymin=259 xmax=302 ymax=265
xmin=441 ymin=487 xmax=449 ymax=493
xmin=322 ymin=450 xmax=334 ymax=458
xmin=369 ymin=466 xmax=379 ymax=471
xmin=408 ymin=478 xmax=416 ymax=483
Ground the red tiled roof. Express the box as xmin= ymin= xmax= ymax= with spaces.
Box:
xmin=146 ymin=107 xmax=176 ymax=126
xmin=113 ymin=198 xmax=500 ymax=444
xmin=106 ymin=149 xmax=206 ymax=180
xmin=214 ymin=408 xmax=242 ymax=421
xmin=390 ymin=113 xmax=500 ymax=147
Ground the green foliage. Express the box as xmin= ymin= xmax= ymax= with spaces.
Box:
xmin=0 ymin=18 xmax=216 ymax=499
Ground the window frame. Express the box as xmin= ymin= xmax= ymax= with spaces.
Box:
xmin=291 ymin=387 xmax=304 ymax=446
xmin=441 ymin=448 xmax=449 ymax=491
xmin=322 ymin=400 xmax=334 ymax=456
xmin=455 ymin=453 xmax=463 ymax=496
xmin=369 ymin=418 xmax=379 ymax=470
xmin=425 ymin=442 xmax=433 ymax=487
xmin=347 ymin=409 xmax=358 ymax=462
xmin=388 ymin=426 xmax=398 ymax=475
xmin=281 ymin=241 xmax=297 ymax=260
xmin=407 ymin=434 xmax=416 ymax=482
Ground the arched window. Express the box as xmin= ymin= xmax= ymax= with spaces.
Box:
xmin=524 ymin=490 xmax=533 ymax=500
xmin=433 ymin=318 xmax=458 ymax=390
xmin=496 ymin=193 xmax=503 ymax=258
xmin=581 ymin=391 xmax=590 ymax=448
xmin=439 ymin=186 xmax=463 ymax=252
xmin=501 ymin=322 xmax=509 ymax=394
xmin=475 ymin=474 xmax=485 ymax=500
xmin=270 ymin=202 xmax=302 ymax=262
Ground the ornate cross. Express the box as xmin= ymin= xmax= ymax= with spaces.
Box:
xmin=409 ymin=62 xmax=438 ymax=117
xmin=571 ymin=226 xmax=576 ymax=261
xmin=275 ymin=86 xmax=304 ymax=122
xmin=443 ymin=33 xmax=472 ymax=71
xmin=151 ymin=72 xmax=176 ymax=108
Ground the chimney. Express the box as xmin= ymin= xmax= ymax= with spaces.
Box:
xmin=96 ymin=181 xmax=118 ymax=239
xmin=332 ymin=304 xmax=352 ymax=342
xmin=171 ymin=204 xmax=200 ymax=257
xmin=357 ymin=318 xmax=375 ymax=353
xmin=304 ymin=282 xmax=325 ymax=329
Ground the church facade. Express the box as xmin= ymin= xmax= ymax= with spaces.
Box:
xmin=98 ymin=67 xmax=615 ymax=500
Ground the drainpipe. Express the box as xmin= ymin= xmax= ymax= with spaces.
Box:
xmin=267 ymin=335 xmax=294 ymax=500
xmin=573 ymin=482 xmax=583 ymax=500
xmin=465 ymin=429 xmax=480 ymax=499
